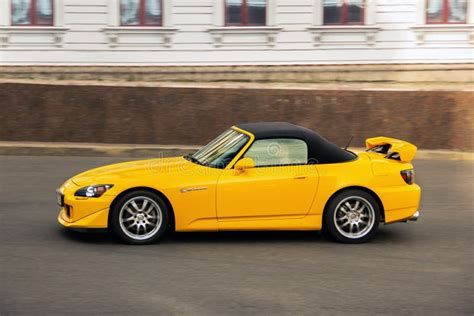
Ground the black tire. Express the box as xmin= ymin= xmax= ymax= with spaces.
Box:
xmin=323 ymin=190 xmax=381 ymax=244
xmin=109 ymin=190 xmax=170 ymax=245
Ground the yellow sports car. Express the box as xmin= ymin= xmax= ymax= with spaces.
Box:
xmin=57 ymin=122 xmax=420 ymax=244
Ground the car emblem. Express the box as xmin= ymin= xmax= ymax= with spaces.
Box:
xmin=180 ymin=187 xmax=208 ymax=193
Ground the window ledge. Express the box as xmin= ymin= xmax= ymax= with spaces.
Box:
xmin=103 ymin=26 xmax=177 ymax=33
xmin=412 ymin=24 xmax=474 ymax=45
xmin=103 ymin=27 xmax=178 ymax=48
xmin=307 ymin=26 xmax=380 ymax=46
xmin=308 ymin=25 xmax=380 ymax=32
xmin=412 ymin=24 xmax=474 ymax=31
xmin=0 ymin=26 xmax=68 ymax=32
xmin=208 ymin=27 xmax=282 ymax=47
xmin=0 ymin=26 xmax=69 ymax=48
xmin=209 ymin=26 xmax=281 ymax=33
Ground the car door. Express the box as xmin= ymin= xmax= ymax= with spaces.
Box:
xmin=216 ymin=138 xmax=319 ymax=221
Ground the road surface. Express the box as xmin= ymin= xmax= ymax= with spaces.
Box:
xmin=1 ymin=156 xmax=473 ymax=315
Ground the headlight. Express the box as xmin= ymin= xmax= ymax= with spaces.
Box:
xmin=75 ymin=184 xmax=113 ymax=197
xmin=56 ymin=189 xmax=64 ymax=206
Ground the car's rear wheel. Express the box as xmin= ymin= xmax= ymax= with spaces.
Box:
xmin=324 ymin=190 xmax=380 ymax=244
xmin=110 ymin=190 xmax=169 ymax=245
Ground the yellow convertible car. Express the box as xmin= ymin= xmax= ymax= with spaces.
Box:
xmin=57 ymin=122 xmax=420 ymax=244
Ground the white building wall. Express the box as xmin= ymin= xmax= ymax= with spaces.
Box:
xmin=0 ymin=0 xmax=473 ymax=65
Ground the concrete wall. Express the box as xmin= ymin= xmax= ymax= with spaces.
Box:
xmin=0 ymin=0 xmax=473 ymax=65
xmin=1 ymin=82 xmax=472 ymax=151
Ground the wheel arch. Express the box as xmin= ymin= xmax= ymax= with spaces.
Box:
xmin=108 ymin=187 xmax=176 ymax=232
xmin=323 ymin=186 xmax=385 ymax=223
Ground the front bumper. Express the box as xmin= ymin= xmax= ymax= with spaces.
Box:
xmin=58 ymin=207 xmax=109 ymax=229
xmin=56 ymin=179 xmax=114 ymax=229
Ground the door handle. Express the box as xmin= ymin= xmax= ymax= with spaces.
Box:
xmin=294 ymin=175 xmax=308 ymax=180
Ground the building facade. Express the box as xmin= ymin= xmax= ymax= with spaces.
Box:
xmin=0 ymin=0 xmax=473 ymax=65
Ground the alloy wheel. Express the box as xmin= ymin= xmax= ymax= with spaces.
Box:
xmin=333 ymin=196 xmax=376 ymax=239
xmin=118 ymin=196 xmax=163 ymax=241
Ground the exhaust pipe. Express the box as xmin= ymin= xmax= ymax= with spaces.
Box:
xmin=409 ymin=211 xmax=420 ymax=221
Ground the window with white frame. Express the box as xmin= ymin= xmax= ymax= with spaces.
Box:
xmin=120 ymin=0 xmax=162 ymax=26
xmin=225 ymin=0 xmax=267 ymax=26
xmin=412 ymin=0 xmax=473 ymax=45
xmin=104 ymin=0 xmax=176 ymax=48
xmin=426 ymin=0 xmax=467 ymax=24
xmin=0 ymin=0 xmax=67 ymax=48
xmin=208 ymin=0 xmax=279 ymax=47
xmin=11 ymin=0 xmax=53 ymax=26
xmin=308 ymin=0 xmax=378 ymax=46
xmin=323 ymin=0 xmax=365 ymax=25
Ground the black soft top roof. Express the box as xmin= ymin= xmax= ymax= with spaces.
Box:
xmin=236 ymin=122 xmax=355 ymax=164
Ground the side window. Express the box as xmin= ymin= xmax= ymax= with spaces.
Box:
xmin=11 ymin=0 xmax=54 ymax=26
xmin=323 ymin=0 xmax=365 ymax=25
xmin=244 ymin=138 xmax=308 ymax=167
xmin=120 ymin=0 xmax=162 ymax=26
xmin=426 ymin=0 xmax=467 ymax=24
xmin=225 ymin=0 xmax=267 ymax=26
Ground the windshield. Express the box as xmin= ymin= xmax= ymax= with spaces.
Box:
xmin=187 ymin=129 xmax=249 ymax=169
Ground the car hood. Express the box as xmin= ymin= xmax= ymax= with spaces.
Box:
xmin=71 ymin=156 xmax=193 ymax=187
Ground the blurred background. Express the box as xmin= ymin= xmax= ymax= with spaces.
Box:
xmin=0 ymin=0 xmax=472 ymax=152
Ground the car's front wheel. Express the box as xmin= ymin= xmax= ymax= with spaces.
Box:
xmin=110 ymin=190 xmax=170 ymax=245
xmin=324 ymin=190 xmax=381 ymax=243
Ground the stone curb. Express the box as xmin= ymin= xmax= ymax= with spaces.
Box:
xmin=0 ymin=142 xmax=472 ymax=161
xmin=1 ymin=79 xmax=473 ymax=92
xmin=0 ymin=142 xmax=199 ymax=158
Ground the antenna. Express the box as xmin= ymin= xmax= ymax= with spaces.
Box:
xmin=344 ymin=135 xmax=354 ymax=150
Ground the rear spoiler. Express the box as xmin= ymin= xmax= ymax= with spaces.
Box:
xmin=365 ymin=137 xmax=417 ymax=163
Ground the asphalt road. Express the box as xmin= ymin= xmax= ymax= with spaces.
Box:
xmin=1 ymin=156 xmax=473 ymax=315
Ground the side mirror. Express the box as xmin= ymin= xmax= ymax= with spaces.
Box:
xmin=234 ymin=157 xmax=255 ymax=173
